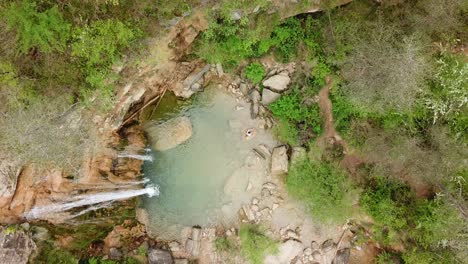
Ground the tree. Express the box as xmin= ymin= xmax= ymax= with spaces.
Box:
xmin=3 ymin=1 xmax=71 ymax=54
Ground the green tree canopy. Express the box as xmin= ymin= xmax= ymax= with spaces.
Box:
xmin=3 ymin=1 xmax=71 ymax=54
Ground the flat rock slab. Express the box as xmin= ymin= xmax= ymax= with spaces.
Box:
xmin=146 ymin=116 xmax=192 ymax=151
xmin=271 ymin=146 xmax=288 ymax=176
xmin=262 ymin=89 xmax=281 ymax=105
xmin=262 ymin=73 xmax=291 ymax=92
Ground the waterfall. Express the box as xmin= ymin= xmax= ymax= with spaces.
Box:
xmin=117 ymin=152 xmax=154 ymax=161
xmin=24 ymin=185 xmax=159 ymax=220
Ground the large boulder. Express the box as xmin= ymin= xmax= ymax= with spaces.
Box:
xmin=148 ymin=248 xmax=173 ymax=264
xmin=271 ymin=146 xmax=289 ymax=176
xmin=0 ymin=228 xmax=36 ymax=264
xmin=262 ymin=73 xmax=291 ymax=92
xmin=261 ymin=89 xmax=281 ymax=105
xmin=146 ymin=116 xmax=192 ymax=151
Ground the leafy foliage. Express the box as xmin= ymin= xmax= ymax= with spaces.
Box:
xmin=214 ymin=236 xmax=233 ymax=252
xmin=286 ymin=159 xmax=354 ymax=222
xmin=3 ymin=1 xmax=71 ymax=54
xmin=424 ymin=53 xmax=468 ymax=140
xmin=71 ymin=19 xmax=139 ymax=89
xmin=244 ymin=62 xmax=265 ymax=84
xmin=360 ymin=174 xmax=465 ymax=258
xmin=239 ymin=224 xmax=278 ymax=264
xmin=269 ymin=88 xmax=322 ymax=134
xmin=273 ymin=120 xmax=299 ymax=146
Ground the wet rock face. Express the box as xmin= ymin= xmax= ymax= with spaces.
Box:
xmin=148 ymin=248 xmax=173 ymax=264
xmin=146 ymin=116 xmax=193 ymax=151
xmin=0 ymin=229 xmax=36 ymax=264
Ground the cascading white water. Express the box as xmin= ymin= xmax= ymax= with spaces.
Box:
xmin=24 ymin=185 xmax=159 ymax=220
xmin=117 ymin=153 xmax=154 ymax=161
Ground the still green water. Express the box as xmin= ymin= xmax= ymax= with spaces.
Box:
xmin=143 ymin=87 xmax=243 ymax=238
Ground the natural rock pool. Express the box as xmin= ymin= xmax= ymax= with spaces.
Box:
xmin=142 ymin=86 xmax=277 ymax=239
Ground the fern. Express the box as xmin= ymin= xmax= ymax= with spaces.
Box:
xmin=4 ymin=1 xmax=70 ymax=54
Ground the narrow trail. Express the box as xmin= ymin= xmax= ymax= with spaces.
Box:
xmin=317 ymin=76 xmax=347 ymax=152
xmin=317 ymin=76 xmax=366 ymax=175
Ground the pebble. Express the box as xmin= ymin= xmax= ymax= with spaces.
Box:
xmin=303 ymin=247 xmax=312 ymax=255
xmin=252 ymin=198 xmax=259 ymax=205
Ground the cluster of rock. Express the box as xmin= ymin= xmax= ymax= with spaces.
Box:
xmin=172 ymin=63 xmax=225 ymax=99
xmin=266 ymin=238 xmax=351 ymax=264
xmin=227 ymin=63 xmax=295 ymax=130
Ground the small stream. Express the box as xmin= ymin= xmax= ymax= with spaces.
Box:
xmin=142 ymin=87 xmax=276 ymax=239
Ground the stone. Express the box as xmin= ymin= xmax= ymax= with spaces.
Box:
xmin=251 ymin=205 xmax=259 ymax=211
xmin=261 ymin=89 xmax=281 ymax=105
xmin=239 ymin=83 xmax=250 ymax=96
xmin=246 ymin=182 xmax=253 ymax=191
xmin=291 ymin=147 xmax=307 ymax=164
xmin=31 ymin=226 xmax=50 ymax=242
xmin=231 ymin=10 xmax=242 ymax=20
xmin=252 ymin=198 xmax=259 ymax=205
xmin=312 ymin=250 xmax=322 ymax=261
xmin=304 ymin=247 xmax=313 ymax=255
xmin=265 ymin=239 xmax=303 ymax=264
xmin=0 ymin=229 xmax=36 ymax=264
xmin=286 ymin=230 xmax=299 ymax=240
xmin=321 ymin=239 xmax=336 ymax=252
xmin=173 ymin=65 xmax=211 ymax=98
xmin=169 ymin=241 xmax=181 ymax=252
xmin=249 ymin=90 xmax=261 ymax=118
xmin=148 ymin=248 xmax=173 ymax=264
xmin=311 ymin=241 xmax=319 ymax=250
xmin=262 ymin=74 xmax=291 ymax=92
xmin=136 ymin=208 xmax=150 ymax=226
xmin=261 ymin=188 xmax=271 ymax=197
xmin=271 ymin=146 xmax=289 ymax=176
xmin=20 ymin=223 xmax=30 ymax=231
xmin=333 ymin=248 xmax=350 ymax=264
xmin=263 ymin=182 xmax=277 ymax=190
xmin=272 ymin=203 xmax=279 ymax=210
xmin=216 ymin=63 xmax=224 ymax=77
xmin=190 ymin=82 xmax=202 ymax=91
xmin=109 ymin=247 xmax=123 ymax=260
xmin=174 ymin=260 xmax=189 ymax=264
xmin=146 ymin=116 xmax=192 ymax=151
xmin=242 ymin=205 xmax=256 ymax=222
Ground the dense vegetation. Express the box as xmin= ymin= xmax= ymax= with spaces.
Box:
xmin=0 ymin=0 xmax=466 ymax=263
xmin=193 ymin=0 xmax=467 ymax=262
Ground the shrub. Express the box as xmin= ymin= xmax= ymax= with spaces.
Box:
xmin=245 ymin=62 xmax=265 ymax=84
xmin=3 ymin=1 xmax=71 ymax=54
xmin=341 ymin=20 xmax=430 ymax=112
xmin=286 ymin=159 xmax=354 ymax=222
xmin=424 ymin=54 xmax=468 ymax=140
xmin=269 ymin=88 xmax=322 ymax=134
xmin=273 ymin=120 xmax=299 ymax=146
xmin=71 ymin=19 xmax=139 ymax=89
xmin=239 ymin=224 xmax=278 ymax=264
xmin=214 ymin=236 xmax=233 ymax=252
xmin=36 ymin=242 xmax=78 ymax=264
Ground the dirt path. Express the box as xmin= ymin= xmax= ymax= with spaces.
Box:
xmin=317 ymin=77 xmax=348 ymax=152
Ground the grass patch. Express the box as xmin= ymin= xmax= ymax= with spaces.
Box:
xmin=286 ymin=158 xmax=355 ymax=223
xmin=239 ymin=224 xmax=278 ymax=264
xmin=214 ymin=236 xmax=234 ymax=252
xmin=273 ymin=119 xmax=299 ymax=146
xmin=244 ymin=62 xmax=265 ymax=84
